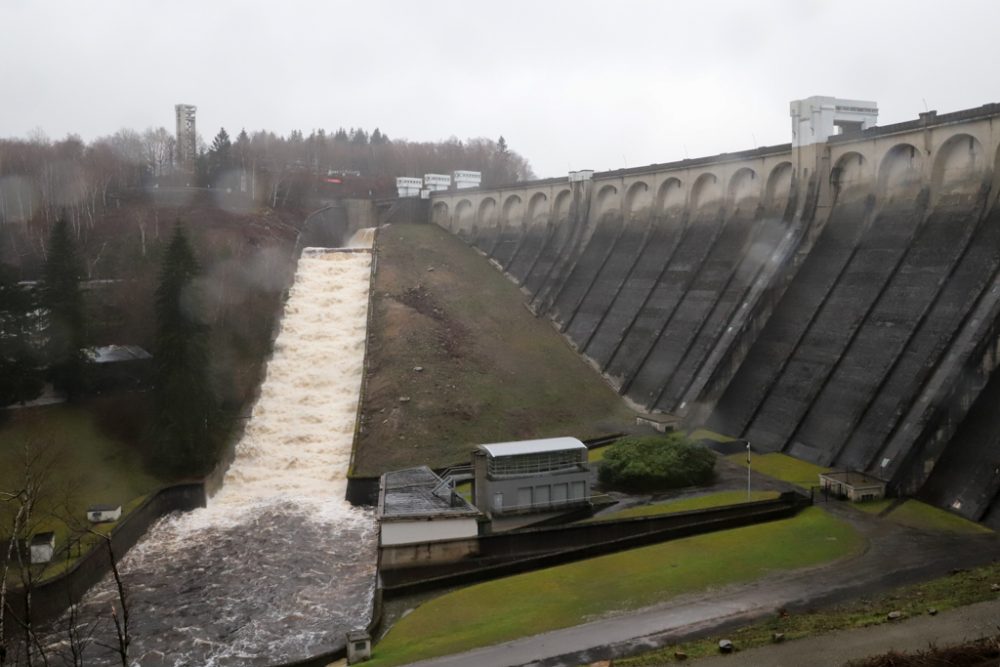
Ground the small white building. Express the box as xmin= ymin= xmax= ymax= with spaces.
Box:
xmin=453 ymin=170 xmax=482 ymax=189
xmin=30 ymin=532 xmax=55 ymax=564
xmin=818 ymin=471 xmax=887 ymax=502
xmin=423 ymin=173 xmax=452 ymax=192
xmin=395 ymin=177 xmax=423 ymax=198
xmin=473 ymin=437 xmax=591 ymax=517
xmin=87 ymin=504 xmax=122 ymax=523
xmin=790 ymin=96 xmax=879 ymax=147
xmin=346 ymin=629 xmax=372 ymax=664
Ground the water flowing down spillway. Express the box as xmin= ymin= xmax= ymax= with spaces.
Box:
xmin=62 ymin=241 xmax=378 ymax=666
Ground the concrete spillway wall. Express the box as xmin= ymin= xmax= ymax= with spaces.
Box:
xmin=428 ymin=103 xmax=1000 ymax=523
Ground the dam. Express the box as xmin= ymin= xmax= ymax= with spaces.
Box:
xmin=427 ymin=97 xmax=1000 ymax=528
xmin=60 ymin=238 xmax=377 ymax=665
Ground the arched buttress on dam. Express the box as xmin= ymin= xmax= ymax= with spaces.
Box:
xmin=629 ymin=167 xmax=773 ymax=412
xmin=548 ymin=184 xmax=625 ymax=329
xmin=906 ymin=137 xmax=1000 ymax=525
xmin=708 ymin=151 xmax=877 ymax=438
xmin=490 ymin=195 xmax=525 ymax=266
xmin=522 ymin=188 xmax=574 ymax=297
xmin=605 ymin=172 xmax=727 ymax=393
xmin=562 ymin=182 xmax=655 ymax=347
xmin=583 ymin=178 xmax=688 ymax=371
xmin=654 ymin=162 xmax=796 ymax=415
xmin=740 ymin=143 xmax=933 ymax=458
xmin=505 ymin=192 xmax=551 ymax=280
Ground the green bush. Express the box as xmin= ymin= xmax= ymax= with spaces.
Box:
xmin=598 ymin=434 xmax=715 ymax=492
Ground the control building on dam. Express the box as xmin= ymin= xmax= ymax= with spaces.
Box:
xmin=425 ymin=96 xmax=1000 ymax=527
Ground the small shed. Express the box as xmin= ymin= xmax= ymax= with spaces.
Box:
xmin=84 ymin=345 xmax=153 ymax=392
xmin=87 ymin=504 xmax=122 ymax=523
xmin=473 ymin=437 xmax=590 ymax=516
xmin=818 ymin=471 xmax=887 ymax=502
xmin=30 ymin=532 xmax=55 ymax=564
xmin=346 ymin=629 xmax=372 ymax=664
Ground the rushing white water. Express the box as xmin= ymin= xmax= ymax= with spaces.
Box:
xmin=57 ymin=237 xmax=378 ymax=666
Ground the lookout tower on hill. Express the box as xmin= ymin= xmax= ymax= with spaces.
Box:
xmin=175 ymin=103 xmax=197 ymax=172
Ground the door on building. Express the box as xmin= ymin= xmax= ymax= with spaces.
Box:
xmin=553 ymin=483 xmax=568 ymax=504
xmin=493 ymin=492 xmax=503 ymax=512
xmin=571 ymin=481 xmax=586 ymax=500
xmin=517 ymin=487 xmax=532 ymax=509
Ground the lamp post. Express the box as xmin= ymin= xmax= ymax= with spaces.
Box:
xmin=746 ymin=440 xmax=752 ymax=501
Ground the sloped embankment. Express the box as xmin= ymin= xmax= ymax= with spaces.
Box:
xmin=353 ymin=223 xmax=635 ymax=476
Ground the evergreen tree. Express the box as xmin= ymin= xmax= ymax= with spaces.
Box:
xmin=350 ymin=128 xmax=369 ymax=146
xmin=207 ymin=127 xmax=232 ymax=185
xmin=153 ymin=225 xmax=216 ymax=475
xmin=0 ymin=265 xmax=43 ymax=409
xmin=41 ymin=218 xmax=87 ymax=399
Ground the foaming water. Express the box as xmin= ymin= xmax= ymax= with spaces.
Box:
xmin=55 ymin=247 xmax=378 ymax=666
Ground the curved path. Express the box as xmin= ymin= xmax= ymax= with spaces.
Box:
xmin=401 ymin=503 xmax=1000 ymax=667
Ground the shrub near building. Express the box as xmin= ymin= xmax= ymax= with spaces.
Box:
xmin=598 ymin=434 xmax=715 ymax=493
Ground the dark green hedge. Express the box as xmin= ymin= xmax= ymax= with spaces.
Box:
xmin=597 ymin=434 xmax=715 ymax=493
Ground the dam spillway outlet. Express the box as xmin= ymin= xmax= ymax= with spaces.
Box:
xmin=57 ymin=248 xmax=377 ymax=666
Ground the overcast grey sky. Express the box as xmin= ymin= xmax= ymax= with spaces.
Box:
xmin=2 ymin=0 xmax=998 ymax=177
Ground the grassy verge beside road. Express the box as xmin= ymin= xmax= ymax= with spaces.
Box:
xmin=883 ymin=500 xmax=992 ymax=535
xmin=587 ymin=490 xmax=781 ymax=522
xmin=727 ymin=452 xmax=829 ymax=489
xmin=619 ymin=560 xmax=1000 ymax=665
xmin=368 ymin=507 xmax=861 ymax=666
xmin=354 ymin=224 xmax=636 ymax=475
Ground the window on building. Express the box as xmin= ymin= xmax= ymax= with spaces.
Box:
xmin=488 ymin=450 xmax=584 ymax=477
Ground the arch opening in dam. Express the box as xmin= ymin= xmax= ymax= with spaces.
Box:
xmin=55 ymin=239 xmax=378 ymax=665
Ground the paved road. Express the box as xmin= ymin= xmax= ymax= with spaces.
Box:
xmin=691 ymin=598 xmax=1000 ymax=667
xmin=401 ymin=503 xmax=1000 ymax=667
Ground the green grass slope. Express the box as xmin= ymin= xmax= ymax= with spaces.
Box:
xmin=369 ymin=507 xmax=861 ymax=666
xmin=353 ymin=223 xmax=635 ymax=476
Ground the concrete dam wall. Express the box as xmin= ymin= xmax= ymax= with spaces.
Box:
xmin=427 ymin=102 xmax=1000 ymax=526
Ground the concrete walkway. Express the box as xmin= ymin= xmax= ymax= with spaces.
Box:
xmin=399 ymin=504 xmax=1000 ymax=667
xmin=691 ymin=598 xmax=1000 ymax=667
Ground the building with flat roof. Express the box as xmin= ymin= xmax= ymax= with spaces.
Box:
xmin=818 ymin=470 xmax=887 ymax=502
xmin=378 ymin=466 xmax=481 ymax=547
xmin=473 ymin=437 xmax=591 ymax=517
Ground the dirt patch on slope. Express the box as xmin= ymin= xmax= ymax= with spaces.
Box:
xmin=352 ymin=223 xmax=636 ymax=476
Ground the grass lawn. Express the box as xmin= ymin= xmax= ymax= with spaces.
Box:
xmin=620 ymin=560 xmax=1000 ymax=665
xmin=353 ymin=224 xmax=636 ymax=476
xmin=854 ymin=498 xmax=894 ymax=515
xmin=0 ymin=404 xmax=163 ymax=579
xmin=727 ymin=452 xmax=829 ymax=489
xmin=368 ymin=507 xmax=861 ymax=666
xmin=454 ymin=480 xmax=472 ymax=502
xmin=587 ymin=445 xmax=610 ymax=463
xmin=587 ymin=490 xmax=781 ymax=522
xmin=688 ymin=428 xmax=736 ymax=443
xmin=884 ymin=500 xmax=992 ymax=535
